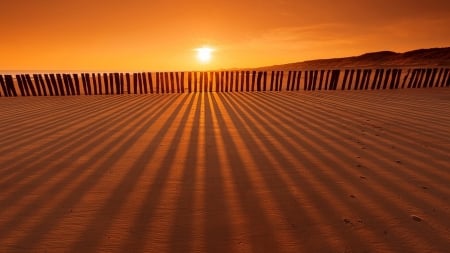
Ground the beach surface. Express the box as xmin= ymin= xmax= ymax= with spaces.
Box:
xmin=1 ymin=89 xmax=449 ymax=252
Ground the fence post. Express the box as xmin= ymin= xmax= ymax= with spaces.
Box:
xmin=114 ymin=73 xmax=121 ymax=94
xmin=364 ymin=69 xmax=371 ymax=90
xmin=256 ymin=71 xmax=261 ymax=91
xmin=317 ymin=70 xmax=324 ymax=91
xmin=224 ymin=71 xmax=228 ymax=92
xmin=168 ymin=72 xmax=174 ymax=93
xmin=164 ymin=72 xmax=170 ymax=93
xmin=123 ymin=73 xmax=129 ymax=94
xmin=55 ymin=74 xmax=65 ymax=96
xmin=375 ymin=69 xmax=382 ymax=89
xmin=435 ymin=68 xmax=443 ymax=88
xmin=82 ymin=73 xmax=88 ymax=95
xmin=219 ymin=71 xmax=224 ymax=92
xmin=234 ymin=71 xmax=239 ymax=92
xmin=249 ymin=71 xmax=255 ymax=92
xmin=422 ymin=69 xmax=431 ymax=88
xmin=138 ymin=73 xmax=143 ymax=94
xmin=295 ymin=71 xmax=301 ymax=91
xmin=240 ymin=71 xmax=245 ymax=92
xmin=360 ymin=70 xmax=369 ymax=90
xmin=304 ymin=71 xmax=308 ymax=91
xmin=394 ymin=69 xmax=401 ymax=89
xmin=44 ymin=74 xmax=52 ymax=95
xmin=309 ymin=70 xmax=315 ymax=90
xmin=192 ymin=72 xmax=197 ymax=93
xmin=401 ymin=69 xmax=410 ymax=89
xmin=49 ymin=74 xmax=59 ymax=96
xmin=408 ymin=69 xmax=417 ymax=88
xmin=67 ymin=74 xmax=76 ymax=95
xmin=331 ymin=70 xmax=339 ymax=90
xmin=180 ymin=72 xmax=185 ymax=93
xmin=102 ymin=73 xmax=108 ymax=94
xmin=156 ymin=72 xmax=161 ymax=94
xmin=108 ymin=73 xmax=114 ymax=94
xmin=311 ymin=70 xmax=316 ymax=90
xmin=200 ymin=71 xmax=204 ymax=93
xmin=6 ymin=75 xmax=17 ymax=96
xmin=5 ymin=75 xmax=17 ymax=96
xmin=270 ymin=71 xmax=274 ymax=91
xmin=313 ymin=70 xmax=318 ymax=90
xmin=24 ymin=75 xmax=37 ymax=96
xmin=148 ymin=72 xmax=154 ymax=94
xmin=371 ymin=69 xmax=379 ymax=90
xmin=43 ymin=74 xmax=53 ymax=96
xmin=71 ymin=74 xmax=79 ymax=95
xmin=17 ymin=75 xmax=28 ymax=96
xmin=274 ymin=71 xmax=280 ymax=91
xmin=428 ymin=68 xmax=437 ymax=88
xmin=382 ymin=69 xmax=390 ymax=89
xmin=90 ymin=73 xmax=97 ymax=95
xmin=445 ymin=68 xmax=450 ymax=87
xmin=87 ymin=73 xmax=93 ymax=95
xmin=120 ymin=73 xmax=124 ymax=94
xmin=141 ymin=72 xmax=147 ymax=94
xmin=389 ymin=69 xmax=397 ymax=89
xmin=40 ymin=74 xmax=49 ymax=95
xmin=132 ymin=73 xmax=138 ymax=94
xmin=187 ymin=72 xmax=192 ymax=93
xmin=96 ymin=73 xmax=102 ymax=95
xmin=418 ymin=69 xmax=426 ymax=88
xmin=215 ymin=72 xmax=220 ymax=92
xmin=159 ymin=72 xmax=167 ymax=94
xmin=442 ymin=68 xmax=450 ymax=87
xmin=62 ymin=74 xmax=71 ymax=95
xmin=263 ymin=71 xmax=267 ymax=91
xmin=429 ymin=68 xmax=437 ymax=88
xmin=286 ymin=71 xmax=292 ymax=91
xmin=291 ymin=71 xmax=297 ymax=91
xmin=414 ymin=69 xmax=422 ymax=88
xmin=229 ymin=71 xmax=234 ymax=92
xmin=353 ymin=69 xmax=360 ymax=90
xmin=244 ymin=71 xmax=249 ymax=92
xmin=204 ymin=72 xmax=209 ymax=92
xmin=364 ymin=69 xmax=372 ymax=90
xmin=0 ymin=75 xmax=7 ymax=96
xmin=38 ymin=74 xmax=48 ymax=95
xmin=279 ymin=71 xmax=284 ymax=91
xmin=175 ymin=72 xmax=180 ymax=93
xmin=32 ymin=74 xmax=42 ymax=96
xmin=64 ymin=74 xmax=72 ymax=95
xmin=341 ymin=70 xmax=349 ymax=90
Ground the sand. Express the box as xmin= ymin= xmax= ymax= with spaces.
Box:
xmin=0 ymin=89 xmax=449 ymax=252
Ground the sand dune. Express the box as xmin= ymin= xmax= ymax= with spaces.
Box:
xmin=0 ymin=89 xmax=449 ymax=252
xmin=259 ymin=47 xmax=450 ymax=70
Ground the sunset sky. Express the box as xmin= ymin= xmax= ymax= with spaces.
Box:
xmin=1 ymin=0 xmax=449 ymax=71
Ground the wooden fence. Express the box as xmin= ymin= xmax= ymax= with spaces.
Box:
xmin=1 ymin=68 xmax=449 ymax=97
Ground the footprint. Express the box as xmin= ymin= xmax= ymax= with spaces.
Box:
xmin=411 ymin=215 xmax=422 ymax=222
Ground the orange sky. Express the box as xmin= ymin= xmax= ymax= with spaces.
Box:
xmin=1 ymin=0 xmax=449 ymax=71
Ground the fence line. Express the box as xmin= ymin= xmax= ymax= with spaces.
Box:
xmin=1 ymin=68 xmax=449 ymax=97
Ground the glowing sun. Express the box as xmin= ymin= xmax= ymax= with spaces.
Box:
xmin=195 ymin=46 xmax=214 ymax=63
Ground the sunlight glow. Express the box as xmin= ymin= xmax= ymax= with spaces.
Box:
xmin=195 ymin=46 xmax=214 ymax=63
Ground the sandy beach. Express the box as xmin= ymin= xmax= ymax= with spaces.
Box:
xmin=0 ymin=88 xmax=449 ymax=252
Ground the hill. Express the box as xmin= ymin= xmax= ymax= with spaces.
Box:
xmin=256 ymin=47 xmax=450 ymax=70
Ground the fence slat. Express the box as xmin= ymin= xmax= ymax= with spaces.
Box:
xmin=0 ymin=75 xmax=7 ymax=97
xmin=16 ymin=75 xmax=27 ymax=96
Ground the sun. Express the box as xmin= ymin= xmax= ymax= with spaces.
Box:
xmin=195 ymin=46 xmax=214 ymax=63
